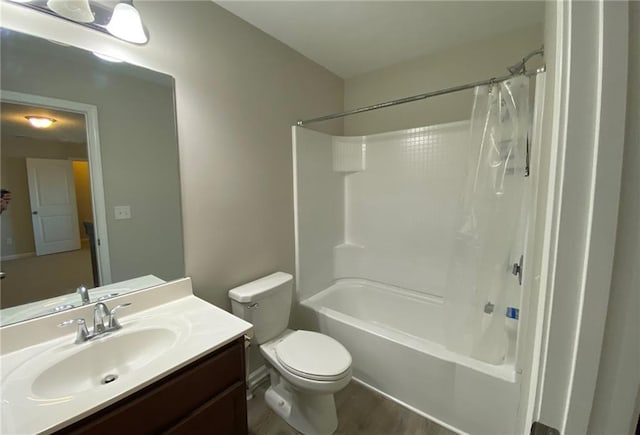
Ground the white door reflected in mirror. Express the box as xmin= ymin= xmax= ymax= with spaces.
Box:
xmin=26 ymin=158 xmax=81 ymax=256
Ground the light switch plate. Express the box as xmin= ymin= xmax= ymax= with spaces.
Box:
xmin=114 ymin=205 xmax=131 ymax=220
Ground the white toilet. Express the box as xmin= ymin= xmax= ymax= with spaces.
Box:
xmin=228 ymin=272 xmax=352 ymax=435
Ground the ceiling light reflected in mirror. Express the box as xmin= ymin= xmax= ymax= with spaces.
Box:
xmin=25 ymin=116 xmax=57 ymax=128
xmin=3 ymin=102 xmax=86 ymax=143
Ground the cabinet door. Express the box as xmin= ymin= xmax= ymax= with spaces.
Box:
xmin=166 ymin=383 xmax=248 ymax=435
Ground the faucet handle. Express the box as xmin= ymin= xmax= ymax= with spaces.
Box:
xmin=97 ymin=293 xmax=119 ymax=302
xmin=59 ymin=318 xmax=89 ymax=344
xmin=108 ymin=303 xmax=132 ymax=329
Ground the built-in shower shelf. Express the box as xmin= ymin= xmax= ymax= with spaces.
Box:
xmin=332 ymin=136 xmax=366 ymax=172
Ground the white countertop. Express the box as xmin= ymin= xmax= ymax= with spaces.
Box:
xmin=0 ymin=278 xmax=252 ymax=434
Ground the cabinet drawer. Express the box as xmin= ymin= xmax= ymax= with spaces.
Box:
xmin=166 ymin=382 xmax=247 ymax=435
xmin=57 ymin=338 xmax=245 ymax=435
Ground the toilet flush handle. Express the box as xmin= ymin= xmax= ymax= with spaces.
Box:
xmin=248 ymin=302 xmax=259 ymax=309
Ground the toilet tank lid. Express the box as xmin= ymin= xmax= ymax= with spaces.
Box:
xmin=228 ymin=271 xmax=293 ymax=303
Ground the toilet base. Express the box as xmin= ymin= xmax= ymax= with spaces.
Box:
xmin=264 ymin=375 xmax=338 ymax=435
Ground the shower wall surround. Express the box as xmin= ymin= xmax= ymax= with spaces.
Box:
xmin=341 ymin=123 xmax=468 ymax=296
xmin=293 ymin=128 xmax=344 ymax=300
xmin=294 ymin=121 xmax=470 ymax=300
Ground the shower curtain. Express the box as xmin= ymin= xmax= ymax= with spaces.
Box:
xmin=444 ymin=75 xmax=530 ymax=364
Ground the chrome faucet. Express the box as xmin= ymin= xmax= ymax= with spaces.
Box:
xmin=59 ymin=302 xmax=132 ymax=344
xmin=93 ymin=302 xmax=109 ymax=334
xmin=76 ymin=285 xmax=90 ymax=305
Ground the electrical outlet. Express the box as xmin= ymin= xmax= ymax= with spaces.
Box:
xmin=114 ymin=205 xmax=132 ymax=220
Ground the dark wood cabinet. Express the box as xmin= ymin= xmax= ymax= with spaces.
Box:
xmin=56 ymin=337 xmax=248 ymax=435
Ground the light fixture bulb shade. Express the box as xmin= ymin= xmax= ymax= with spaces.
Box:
xmin=26 ymin=116 xmax=56 ymax=129
xmin=46 ymin=0 xmax=94 ymax=23
xmin=106 ymin=2 xmax=148 ymax=44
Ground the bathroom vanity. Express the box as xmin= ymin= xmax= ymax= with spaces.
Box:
xmin=0 ymin=278 xmax=252 ymax=434
xmin=57 ymin=338 xmax=247 ymax=434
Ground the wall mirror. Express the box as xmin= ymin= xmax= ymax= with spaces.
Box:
xmin=0 ymin=28 xmax=184 ymax=326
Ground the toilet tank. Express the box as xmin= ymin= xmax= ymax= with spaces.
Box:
xmin=228 ymin=272 xmax=293 ymax=344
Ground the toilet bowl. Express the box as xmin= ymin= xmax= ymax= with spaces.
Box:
xmin=228 ymin=272 xmax=352 ymax=435
xmin=260 ymin=330 xmax=351 ymax=434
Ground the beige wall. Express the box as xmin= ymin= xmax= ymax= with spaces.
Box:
xmin=142 ymin=2 xmax=344 ymax=310
xmin=0 ymin=137 xmax=87 ymax=257
xmin=344 ymin=25 xmax=543 ymax=135
xmin=0 ymin=1 xmax=343 ymax=310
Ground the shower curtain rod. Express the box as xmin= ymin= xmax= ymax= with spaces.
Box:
xmin=296 ymin=65 xmax=545 ymax=127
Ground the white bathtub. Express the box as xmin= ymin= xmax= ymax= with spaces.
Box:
xmin=301 ymin=279 xmax=521 ymax=435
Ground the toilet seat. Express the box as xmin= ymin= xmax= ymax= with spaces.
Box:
xmin=275 ymin=330 xmax=351 ymax=381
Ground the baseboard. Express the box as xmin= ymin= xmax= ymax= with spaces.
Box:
xmin=1 ymin=252 xmax=35 ymax=262
xmin=247 ymin=365 xmax=269 ymax=393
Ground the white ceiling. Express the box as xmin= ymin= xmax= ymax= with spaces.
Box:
xmin=216 ymin=1 xmax=545 ymax=78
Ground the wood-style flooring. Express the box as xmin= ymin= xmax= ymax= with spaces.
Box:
xmin=248 ymin=380 xmax=456 ymax=435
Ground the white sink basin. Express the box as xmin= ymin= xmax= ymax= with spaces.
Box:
xmin=31 ymin=327 xmax=177 ymax=398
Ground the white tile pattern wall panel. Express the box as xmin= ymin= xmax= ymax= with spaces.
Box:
xmin=293 ymin=127 xmax=344 ymax=300
xmin=342 ymin=121 xmax=470 ymax=297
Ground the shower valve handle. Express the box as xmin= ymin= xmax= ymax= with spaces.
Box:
xmin=512 ymin=255 xmax=524 ymax=286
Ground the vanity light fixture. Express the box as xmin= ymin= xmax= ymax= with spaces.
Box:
xmin=25 ymin=116 xmax=57 ymax=129
xmin=8 ymin=0 xmax=149 ymax=45
xmin=46 ymin=0 xmax=94 ymax=23
xmin=106 ymin=0 xmax=148 ymax=44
